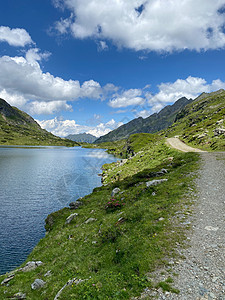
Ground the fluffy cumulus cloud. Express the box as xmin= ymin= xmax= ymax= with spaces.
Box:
xmin=0 ymin=48 xmax=114 ymax=114
xmin=109 ymin=89 xmax=145 ymax=108
xmin=53 ymin=0 xmax=225 ymax=52
xmin=37 ymin=117 xmax=123 ymax=137
xmin=0 ymin=26 xmax=33 ymax=47
xmin=147 ymin=76 xmax=225 ymax=108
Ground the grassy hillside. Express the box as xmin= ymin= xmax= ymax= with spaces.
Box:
xmin=164 ymin=90 xmax=225 ymax=151
xmin=0 ymin=98 xmax=78 ymax=146
xmin=0 ymin=134 xmax=199 ymax=299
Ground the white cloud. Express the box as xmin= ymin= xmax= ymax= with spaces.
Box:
xmin=0 ymin=49 xmax=115 ymax=114
xmin=0 ymin=89 xmax=27 ymax=108
xmin=0 ymin=26 xmax=33 ymax=47
xmin=109 ymin=89 xmax=145 ymax=108
xmin=37 ymin=117 xmax=123 ymax=137
xmin=27 ymin=101 xmax=73 ymax=115
xmin=53 ymin=0 xmax=225 ymax=52
xmin=97 ymin=41 xmax=108 ymax=51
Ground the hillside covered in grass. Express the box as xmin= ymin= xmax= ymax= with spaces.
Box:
xmin=0 ymin=98 xmax=78 ymax=146
xmin=164 ymin=89 xmax=225 ymax=151
xmin=0 ymin=133 xmax=199 ymax=299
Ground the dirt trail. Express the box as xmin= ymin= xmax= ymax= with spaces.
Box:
xmin=166 ymin=137 xmax=206 ymax=153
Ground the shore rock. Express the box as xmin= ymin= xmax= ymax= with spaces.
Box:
xmin=69 ymin=200 xmax=83 ymax=210
xmin=1 ymin=274 xmax=14 ymax=285
xmin=19 ymin=261 xmax=43 ymax=272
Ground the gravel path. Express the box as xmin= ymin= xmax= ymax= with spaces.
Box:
xmin=166 ymin=138 xmax=206 ymax=153
xmin=143 ymin=152 xmax=225 ymax=300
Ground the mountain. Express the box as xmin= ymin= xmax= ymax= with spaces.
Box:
xmin=0 ymin=98 xmax=78 ymax=146
xmin=66 ymin=133 xmax=97 ymax=143
xmin=95 ymin=97 xmax=192 ymax=143
xmin=165 ymin=89 xmax=225 ymax=151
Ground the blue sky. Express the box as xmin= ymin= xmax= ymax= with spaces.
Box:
xmin=1 ymin=0 xmax=225 ymax=137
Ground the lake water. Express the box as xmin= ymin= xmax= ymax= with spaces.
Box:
xmin=0 ymin=146 xmax=116 ymax=275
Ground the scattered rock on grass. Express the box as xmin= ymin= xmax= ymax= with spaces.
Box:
xmin=1 ymin=274 xmax=14 ymax=285
xmin=65 ymin=213 xmax=78 ymax=224
xmin=54 ymin=278 xmax=86 ymax=300
xmin=146 ymin=179 xmax=168 ymax=187
xmin=11 ymin=292 xmax=26 ymax=299
xmin=19 ymin=261 xmax=43 ymax=272
xmin=111 ymin=187 xmax=120 ymax=197
xmin=85 ymin=218 xmax=97 ymax=224
xmin=31 ymin=279 xmax=46 ymax=290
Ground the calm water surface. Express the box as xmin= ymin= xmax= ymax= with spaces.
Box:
xmin=0 ymin=146 xmax=116 ymax=274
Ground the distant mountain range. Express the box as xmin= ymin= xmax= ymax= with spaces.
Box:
xmin=0 ymin=98 xmax=78 ymax=146
xmin=95 ymin=97 xmax=192 ymax=143
xmin=66 ymin=133 xmax=97 ymax=143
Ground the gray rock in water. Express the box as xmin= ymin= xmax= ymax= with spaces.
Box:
xmin=31 ymin=279 xmax=46 ymax=290
xmin=1 ymin=274 xmax=14 ymax=285
xmin=146 ymin=179 xmax=168 ymax=187
xmin=69 ymin=200 xmax=83 ymax=210
xmin=65 ymin=213 xmax=78 ymax=224
xmin=11 ymin=292 xmax=26 ymax=299
xmin=111 ymin=187 xmax=120 ymax=197
xmin=19 ymin=261 xmax=43 ymax=272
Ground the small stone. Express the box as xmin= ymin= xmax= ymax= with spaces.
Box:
xmin=212 ymin=277 xmax=218 ymax=283
xmin=159 ymin=217 xmax=165 ymax=221
xmin=44 ymin=270 xmax=52 ymax=277
xmin=12 ymin=292 xmax=26 ymax=299
xmin=65 ymin=213 xmax=78 ymax=224
xmin=209 ymin=292 xmax=215 ymax=298
xmin=146 ymin=179 xmax=168 ymax=187
xmin=111 ymin=188 xmax=120 ymax=197
xmin=31 ymin=279 xmax=46 ymax=290
xmin=85 ymin=218 xmax=97 ymax=224
xmin=152 ymin=192 xmax=156 ymax=196
xmin=205 ymin=226 xmax=219 ymax=231
xmin=1 ymin=274 xmax=14 ymax=285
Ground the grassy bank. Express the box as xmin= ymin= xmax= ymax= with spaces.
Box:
xmin=0 ymin=134 xmax=199 ymax=299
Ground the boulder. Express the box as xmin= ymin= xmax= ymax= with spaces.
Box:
xmin=111 ymin=188 xmax=120 ymax=197
xmin=31 ymin=279 xmax=46 ymax=290
xmin=65 ymin=213 xmax=78 ymax=224
xmin=19 ymin=261 xmax=43 ymax=272
xmin=69 ymin=200 xmax=83 ymax=210
xmin=146 ymin=179 xmax=168 ymax=187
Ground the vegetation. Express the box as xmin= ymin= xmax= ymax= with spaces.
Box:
xmin=66 ymin=133 xmax=97 ymax=143
xmin=163 ymin=89 xmax=225 ymax=151
xmin=0 ymin=133 xmax=199 ymax=299
xmin=0 ymin=98 xmax=79 ymax=146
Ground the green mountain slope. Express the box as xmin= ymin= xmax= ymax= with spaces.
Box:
xmin=165 ymin=89 xmax=225 ymax=151
xmin=95 ymin=97 xmax=192 ymax=143
xmin=66 ymin=133 xmax=97 ymax=143
xmin=0 ymin=98 xmax=79 ymax=146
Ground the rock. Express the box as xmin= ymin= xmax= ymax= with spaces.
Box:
xmin=146 ymin=179 xmax=168 ymax=187
xmin=204 ymin=226 xmax=219 ymax=231
xmin=69 ymin=200 xmax=83 ymax=210
xmin=65 ymin=213 xmax=78 ymax=224
xmin=214 ymin=127 xmax=225 ymax=136
xmin=54 ymin=278 xmax=86 ymax=300
xmin=152 ymin=192 xmax=156 ymax=196
xmin=168 ymin=157 xmax=174 ymax=161
xmin=111 ymin=187 xmax=120 ymax=197
xmin=19 ymin=261 xmax=43 ymax=272
xmin=31 ymin=279 xmax=46 ymax=290
xmin=158 ymin=217 xmax=165 ymax=221
xmin=85 ymin=218 xmax=97 ymax=224
xmin=44 ymin=270 xmax=52 ymax=277
xmin=156 ymin=168 xmax=168 ymax=176
xmin=1 ymin=274 xmax=14 ymax=285
xmin=11 ymin=292 xmax=26 ymax=299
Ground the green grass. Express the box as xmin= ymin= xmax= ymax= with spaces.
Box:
xmin=0 ymin=134 xmax=199 ymax=299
